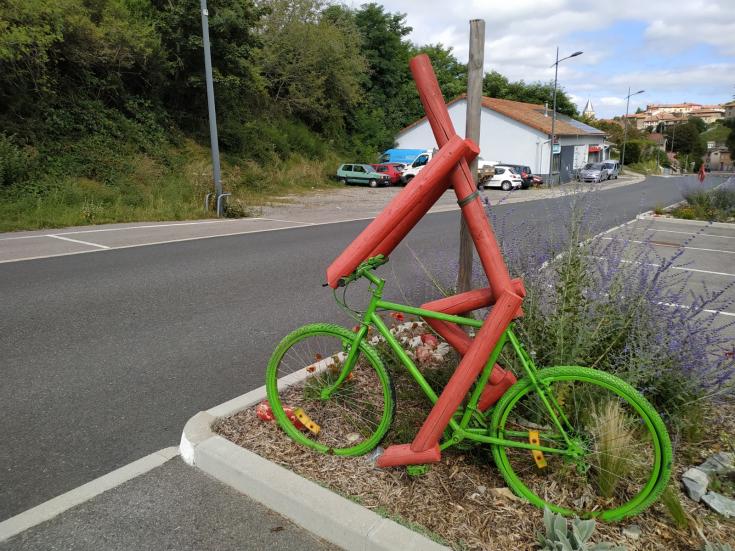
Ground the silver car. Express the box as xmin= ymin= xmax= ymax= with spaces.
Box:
xmin=580 ymin=163 xmax=609 ymax=183
xmin=602 ymin=160 xmax=620 ymax=180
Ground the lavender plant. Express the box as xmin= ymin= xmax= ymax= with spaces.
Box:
xmin=388 ymin=183 xmax=733 ymax=434
xmin=490 ymin=187 xmax=735 ymax=432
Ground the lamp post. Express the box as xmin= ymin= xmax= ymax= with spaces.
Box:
xmin=200 ymin=0 xmax=223 ymax=216
xmin=548 ymin=48 xmax=583 ymax=185
xmin=620 ymin=87 xmax=645 ymax=170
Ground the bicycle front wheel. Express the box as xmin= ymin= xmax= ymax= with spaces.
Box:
xmin=491 ymin=366 xmax=672 ymax=521
xmin=265 ymin=323 xmax=395 ymax=456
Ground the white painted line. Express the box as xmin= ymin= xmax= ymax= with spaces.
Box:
xmin=599 ymin=237 xmax=735 ymax=255
xmin=585 ymin=255 xmax=735 ymax=278
xmin=254 ymin=217 xmax=316 ymax=226
xmin=0 ymin=447 xmax=179 ymax=542
xmin=657 ymin=301 xmax=735 ymax=318
xmin=0 ymin=220 xmax=238 ymax=241
xmin=47 ymin=234 xmax=110 ymax=249
xmin=0 ymin=223 xmax=315 ymax=265
xmin=638 ymin=228 xmax=735 ymax=240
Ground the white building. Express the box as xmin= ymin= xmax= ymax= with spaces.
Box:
xmin=394 ymin=95 xmax=608 ymax=183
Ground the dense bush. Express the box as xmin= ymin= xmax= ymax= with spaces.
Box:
xmin=673 ymin=183 xmax=735 ymax=222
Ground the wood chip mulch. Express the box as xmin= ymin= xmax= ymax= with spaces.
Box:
xmin=215 ymin=374 xmax=734 ymax=551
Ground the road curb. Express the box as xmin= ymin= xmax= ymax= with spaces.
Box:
xmin=0 ymin=447 xmax=179 ymax=543
xmin=180 ymin=385 xmax=449 ymax=551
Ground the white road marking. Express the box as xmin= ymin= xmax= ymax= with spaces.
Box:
xmin=0 ymin=219 xmax=238 ymax=240
xmin=0 ymin=223 xmax=315 ymax=264
xmin=599 ymin=237 xmax=735 ymax=255
xmin=254 ymin=217 xmax=316 ymax=225
xmin=644 ymin=228 xmax=735 ymax=240
xmin=47 ymin=234 xmax=110 ymax=249
xmin=0 ymin=448 xmax=178 ymax=543
xmin=585 ymin=255 xmax=735 ymax=278
xmin=657 ymin=302 xmax=735 ymax=318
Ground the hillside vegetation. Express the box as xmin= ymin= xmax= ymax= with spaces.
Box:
xmin=0 ymin=0 xmax=577 ymax=231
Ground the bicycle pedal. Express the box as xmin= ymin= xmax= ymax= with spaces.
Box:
xmin=528 ymin=430 xmax=547 ymax=469
xmin=406 ymin=464 xmax=430 ymax=477
xmin=293 ymin=408 xmax=320 ymax=435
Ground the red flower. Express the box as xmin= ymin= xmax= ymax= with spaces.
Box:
xmin=421 ymin=333 xmax=439 ymax=348
xmin=256 ymin=401 xmax=274 ymax=422
xmin=390 ymin=312 xmax=405 ymax=322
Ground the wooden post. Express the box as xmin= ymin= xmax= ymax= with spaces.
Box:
xmin=457 ymin=19 xmax=485 ymax=294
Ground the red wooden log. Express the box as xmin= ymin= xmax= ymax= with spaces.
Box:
xmin=410 ymin=54 xmax=514 ymax=299
xmin=326 ymin=134 xmax=471 ymax=288
xmin=410 ymin=289 xmax=522 ymax=453
xmin=368 ymin=139 xmax=479 ymax=259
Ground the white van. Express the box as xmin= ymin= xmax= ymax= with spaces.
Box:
xmin=400 ymin=150 xmax=434 ymax=184
xmin=401 ymin=151 xmax=499 ymax=185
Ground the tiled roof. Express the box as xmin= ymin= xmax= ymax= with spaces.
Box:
xmin=396 ymin=94 xmax=605 ymax=138
xmin=648 ymin=103 xmax=702 ymax=109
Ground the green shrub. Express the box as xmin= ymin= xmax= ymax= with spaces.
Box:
xmin=0 ymin=134 xmax=33 ymax=187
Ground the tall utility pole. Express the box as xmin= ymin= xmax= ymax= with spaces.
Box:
xmin=547 ymin=48 xmax=583 ymax=185
xmin=200 ymin=0 xmax=223 ymax=216
xmin=456 ymin=19 xmax=484 ymax=295
xmin=620 ymin=87 xmax=645 ymax=169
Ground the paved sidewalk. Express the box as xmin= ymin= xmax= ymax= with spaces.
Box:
xmin=0 ymin=457 xmax=337 ymax=551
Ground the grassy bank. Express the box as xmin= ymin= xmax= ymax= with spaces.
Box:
xmin=0 ymin=138 xmax=342 ymax=233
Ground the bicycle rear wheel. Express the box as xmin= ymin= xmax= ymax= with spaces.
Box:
xmin=265 ymin=323 xmax=395 ymax=456
xmin=490 ymin=366 xmax=671 ymax=521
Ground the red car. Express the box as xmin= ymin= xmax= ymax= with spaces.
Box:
xmin=371 ymin=164 xmax=403 ymax=186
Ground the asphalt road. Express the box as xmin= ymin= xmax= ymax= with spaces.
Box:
xmin=0 ymin=175 xmax=725 ymax=520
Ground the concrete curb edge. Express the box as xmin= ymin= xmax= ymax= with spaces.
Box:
xmin=180 ymin=385 xmax=449 ymax=551
xmin=0 ymin=446 xmax=179 ymax=543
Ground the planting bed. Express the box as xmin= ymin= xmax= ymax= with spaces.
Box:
xmin=215 ymin=322 xmax=734 ymax=550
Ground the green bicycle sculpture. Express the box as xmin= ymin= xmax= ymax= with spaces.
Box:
xmin=265 ymin=54 xmax=671 ymax=522
xmin=266 ymin=257 xmax=672 ymax=522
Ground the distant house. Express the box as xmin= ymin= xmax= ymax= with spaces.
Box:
xmin=626 ymin=102 xmax=726 ymax=129
xmin=394 ymin=95 xmax=608 ymax=183
xmin=724 ymin=101 xmax=735 ymax=119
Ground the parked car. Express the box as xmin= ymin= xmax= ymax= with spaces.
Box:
xmin=580 ymin=163 xmax=610 ymax=183
xmin=602 ymin=160 xmax=620 ymax=180
xmin=485 ymin=165 xmax=523 ymax=191
xmin=400 ymin=150 xmax=434 ymax=184
xmin=336 ymin=164 xmax=391 ymax=187
xmin=501 ymin=164 xmax=539 ymax=189
xmin=370 ymin=163 xmax=403 ymax=185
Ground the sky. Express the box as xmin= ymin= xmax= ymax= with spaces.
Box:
xmin=374 ymin=0 xmax=735 ymax=119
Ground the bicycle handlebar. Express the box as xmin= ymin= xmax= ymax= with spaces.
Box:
xmin=337 ymin=255 xmax=388 ymax=287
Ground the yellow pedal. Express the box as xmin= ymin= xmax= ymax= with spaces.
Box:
xmin=293 ymin=408 xmax=321 ymax=435
xmin=528 ymin=430 xmax=547 ymax=468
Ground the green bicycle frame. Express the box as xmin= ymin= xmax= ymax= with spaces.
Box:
xmin=327 ymin=270 xmax=577 ymax=458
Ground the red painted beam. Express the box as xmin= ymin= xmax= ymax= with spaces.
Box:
xmin=368 ymin=139 xmax=479 ymax=259
xmin=326 ymin=134 xmax=472 ymax=288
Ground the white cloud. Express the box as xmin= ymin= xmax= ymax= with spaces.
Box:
xmin=599 ymin=97 xmax=626 ymax=107
xmin=378 ymin=0 xmax=735 ymax=117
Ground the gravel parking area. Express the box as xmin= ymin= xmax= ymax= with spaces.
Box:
xmin=258 ymin=174 xmax=644 ymax=225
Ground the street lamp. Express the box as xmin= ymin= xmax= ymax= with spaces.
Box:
xmin=620 ymin=87 xmax=645 ymax=170
xmin=548 ymin=48 xmax=583 ymax=185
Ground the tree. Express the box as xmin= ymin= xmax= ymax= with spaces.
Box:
xmin=688 ymin=116 xmax=706 ymax=133
xmin=152 ymin=0 xmax=265 ymax=130
xmin=346 ymin=3 xmax=413 ymax=152
xmin=665 ymin=120 xmax=705 ymax=157
xmin=0 ymin=0 xmax=161 ymax=136
xmin=723 ymin=118 xmax=735 ymax=158
xmin=482 ymin=70 xmax=578 ymax=117
xmin=256 ymin=0 xmax=365 ymax=136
